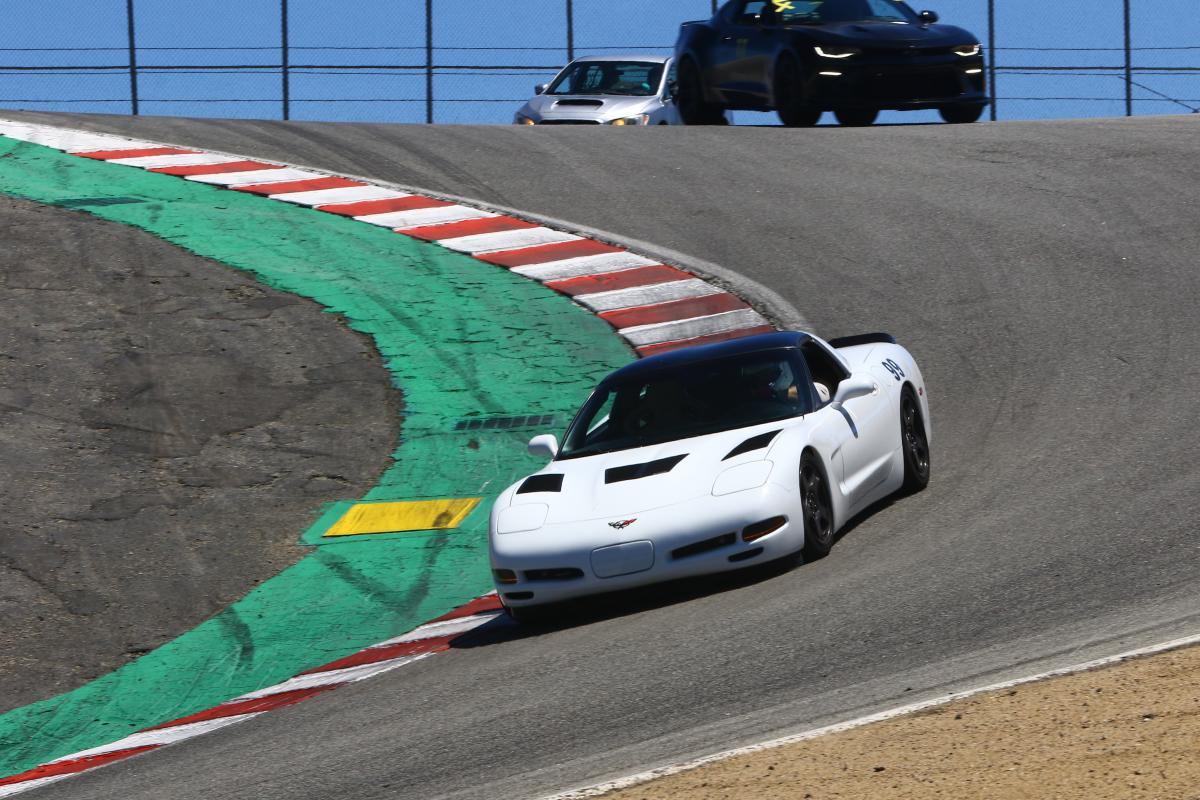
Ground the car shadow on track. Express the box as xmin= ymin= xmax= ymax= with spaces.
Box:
xmin=452 ymin=491 xmax=909 ymax=647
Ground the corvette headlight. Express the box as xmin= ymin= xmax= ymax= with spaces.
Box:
xmin=712 ymin=461 xmax=774 ymax=496
xmin=953 ymin=44 xmax=982 ymax=57
xmin=514 ymin=114 xmax=537 ymax=126
xmin=610 ymin=115 xmax=650 ymax=126
xmin=815 ymin=46 xmax=861 ymax=59
xmin=496 ymin=503 xmax=548 ymax=533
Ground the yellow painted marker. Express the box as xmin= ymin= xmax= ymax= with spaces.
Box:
xmin=323 ymin=498 xmax=482 ymax=537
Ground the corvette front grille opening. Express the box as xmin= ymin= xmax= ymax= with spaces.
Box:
xmin=671 ymin=532 xmax=737 ymax=560
xmin=524 ymin=567 xmax=585 ymax=582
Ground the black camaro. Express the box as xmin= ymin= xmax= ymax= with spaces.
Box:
xmin=674 ymin=0 xmax=989 ymax=126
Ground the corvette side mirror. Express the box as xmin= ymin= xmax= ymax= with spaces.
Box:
xmin=528 ymin=434 xmax=559 ymax=459
xmin=831 ymin=375 xmax=877 ymax=408
xmin=534 ymin=83 xmax=549 ymax=95
xmin=919 ymin=10 xmax=939 ymax=23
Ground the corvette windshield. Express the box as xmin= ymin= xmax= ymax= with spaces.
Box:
xmin=559 ymin=349 xmax=813 ymax=459
xmin=546 ymin=61 xmax=665 ymax=96
xmin=776 ymin=0 xmax=917 ymax=24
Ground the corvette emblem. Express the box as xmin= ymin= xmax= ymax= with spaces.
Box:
xmin=608 ymin=519 xmax=637 ymax=530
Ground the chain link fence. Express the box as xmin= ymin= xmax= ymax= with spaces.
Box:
xmin=1 ymin=0 xmax=1197 ymax=124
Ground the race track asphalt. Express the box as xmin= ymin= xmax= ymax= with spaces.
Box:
xmin=3 ymin=111 xmax=1199 ymax=800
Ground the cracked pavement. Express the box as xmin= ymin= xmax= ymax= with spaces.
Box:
xmin=0 ymin=192 xmax=397 ymax=712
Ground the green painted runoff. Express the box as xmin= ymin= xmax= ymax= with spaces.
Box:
xmin=0 ymin=137 xmax=632 ymax=777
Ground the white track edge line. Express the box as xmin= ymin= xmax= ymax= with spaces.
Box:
xmin=538 ymin=630 xmax=1200 ymax=800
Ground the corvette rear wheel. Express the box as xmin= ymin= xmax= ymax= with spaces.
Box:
xmin=775 ymin=56 xmax=821 ymax=127
xmin=900 ymin=385 xmax=931 ymax=493
xmin=939 ymin=104 xmax=984 ymax=124
xmin=677 ymin=59 xmax=727 ymax=125
xmin=800 ymin=452 xmax=835 ymax=561
xmin=834 ymin=108 xmax=879 ymax=127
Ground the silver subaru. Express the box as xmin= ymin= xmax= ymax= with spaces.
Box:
xmin=514 ymin=54 xmax=686 ymax=126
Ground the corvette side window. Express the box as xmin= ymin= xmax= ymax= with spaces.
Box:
xmin=800 ymin=341 xmax=850 ymax=407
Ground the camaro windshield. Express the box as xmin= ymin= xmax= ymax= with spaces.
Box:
xmin=546 ymin=61 xmax=665 ymax=96
xmin=559 ymin=349 xmax=813 ymax=459
xmin=775 ymin=0 xmax=918 ymax=24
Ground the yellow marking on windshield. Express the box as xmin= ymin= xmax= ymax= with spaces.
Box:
xmin=773 ymin=0 xmax=796 ymax=11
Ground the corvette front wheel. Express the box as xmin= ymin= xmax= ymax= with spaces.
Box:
xmin=800 ymin=452 xmax=834 ymax=561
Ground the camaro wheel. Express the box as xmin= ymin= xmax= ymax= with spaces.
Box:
xmin=800 ymin=452 xmax=835 ymax=561
xmin=900 ymin=385 xmax=931 ymax=493
xmin=774 ymin=56 xmax=821 ymax=128
xmin=939 ymin=104 xmax=984 ymax=124
xmin=834 ymin=108 xmax=879 ymax=127
xmin=677 ymin=59 xmax=727 ymax=125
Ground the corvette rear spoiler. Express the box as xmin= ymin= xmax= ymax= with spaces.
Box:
xmin=827 ymin=332 xmax=897 ymax=349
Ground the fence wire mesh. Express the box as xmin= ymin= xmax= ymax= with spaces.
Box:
xmin=1 ymin=0 xmax=1197 ymax=124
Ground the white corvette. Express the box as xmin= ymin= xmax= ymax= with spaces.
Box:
xmin=488 ymin=331 xmax=930 ymax=621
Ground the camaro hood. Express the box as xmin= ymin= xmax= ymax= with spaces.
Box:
xmin=809 ymin=21 xmax=975 ymax=46
xmin=505 ymin=419 xmax=802 ymax=523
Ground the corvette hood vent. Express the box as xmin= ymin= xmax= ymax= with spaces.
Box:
xmin=554 ymin=98 xmax=604 ymax=107
xmin=605 ymin=454 xmax=687 ymax=484
xmin=517 ymin=474 xmax=565 ymax=494
xmin=723 ymin=430 xmax=781 ymax=461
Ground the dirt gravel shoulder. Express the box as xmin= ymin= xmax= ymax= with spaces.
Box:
xmin=600 ymin=643 xmax=1200 ymax=800
xmin=0 ymin=193 xmax=397 ymax=712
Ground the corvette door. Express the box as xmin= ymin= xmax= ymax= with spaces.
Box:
xmin=835 ymin=381 xmax=895 ymax=510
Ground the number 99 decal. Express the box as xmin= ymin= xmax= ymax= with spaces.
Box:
xmin=882 ymin=358 xmax=905 ymax=381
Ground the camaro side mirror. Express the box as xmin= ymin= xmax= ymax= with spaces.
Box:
xmin=919 ymin=10 xmax=939 ymax=23
xmin=831 ymin=375 xmax=877 ymax=408
xmin=528 ymin=434 xmax=559 ymax=459
xmin=534 ymin=83 xmax=549 ymax=95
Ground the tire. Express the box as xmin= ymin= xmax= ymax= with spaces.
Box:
xmin=939 ymin=104 xmax=984 ymax=124
xmin=834 ymin=108 xmax=878 ymax=127
xmin=774 ymin=56 xmax=821 ymax=127
xmin=503 ymin=602 xmax=548 ymax=625
xmin=677 ymin=59 xmax=727 ymax=126
xmin=900 ymin=385 xmax=931 ymax=493
xmin=799 ymin=451 xmax=835 ymax=561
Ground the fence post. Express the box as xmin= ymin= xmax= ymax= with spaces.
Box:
xmin=1123 ymin=0 xmax=1132 ymax=116
xmin=126 ymin=0 xmax=139 ymax=115
xmin=281 ymin=0 xmax=290 ymax=120
xmin=426 ymin=0 xmax=434 ymax=123
xmin=566 ymin=0 xmax=574 ymax=62
xmin=987 ymin=0 xmax=996 ymax=121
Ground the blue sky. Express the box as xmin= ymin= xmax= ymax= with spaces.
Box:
xmin=0 ymin=0 xmax=1197 ymax=125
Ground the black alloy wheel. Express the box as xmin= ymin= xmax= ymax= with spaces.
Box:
xmin=900 ymin=385 xmax=931 ymax=493
xmin=834 ymin=108 xmax=879 ymax=127
xmin=799 ymin=452 xmax=835 ymax=561
xmin=677 ymin=59 xmax=727 ymax=125
xmin=774 ymin=56 xmax=822 ymax=127
xmin=939 ymin=104 xmax=985 ymax=124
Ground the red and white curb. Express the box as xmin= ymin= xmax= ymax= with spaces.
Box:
xmin=0 ymin=118 xmax=779 ymax=795
xmin=0 ymin=120 xmax=776 ymax=357
xmin=0 ymin=595 xmax=506 ymax=796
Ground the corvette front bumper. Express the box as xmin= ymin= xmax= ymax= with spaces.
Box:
xmin=490 ymin=482 xmax=803 ymax=607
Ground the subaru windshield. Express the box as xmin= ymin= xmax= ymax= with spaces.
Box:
xmin=546 ymin=61 xmax=665 ymax=97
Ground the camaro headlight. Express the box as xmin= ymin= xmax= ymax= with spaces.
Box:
xmin=815 ymin=46 xmax=861 ymax=59
xmin=953 ymin=44 xmax=982 ymax=57
xmin=514 ymin=115 xmax=537 ymax=126
xmin=610 ymin=115 xmax=650 ymax=126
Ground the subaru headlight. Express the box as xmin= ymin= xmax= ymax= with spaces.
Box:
xmin=815 ymin=46 xmax=861 ymax=59
xmin=610 ymin=115 xmax=650 ymax=126
xmin=953 ymin=44 xmax=982 ymax=57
